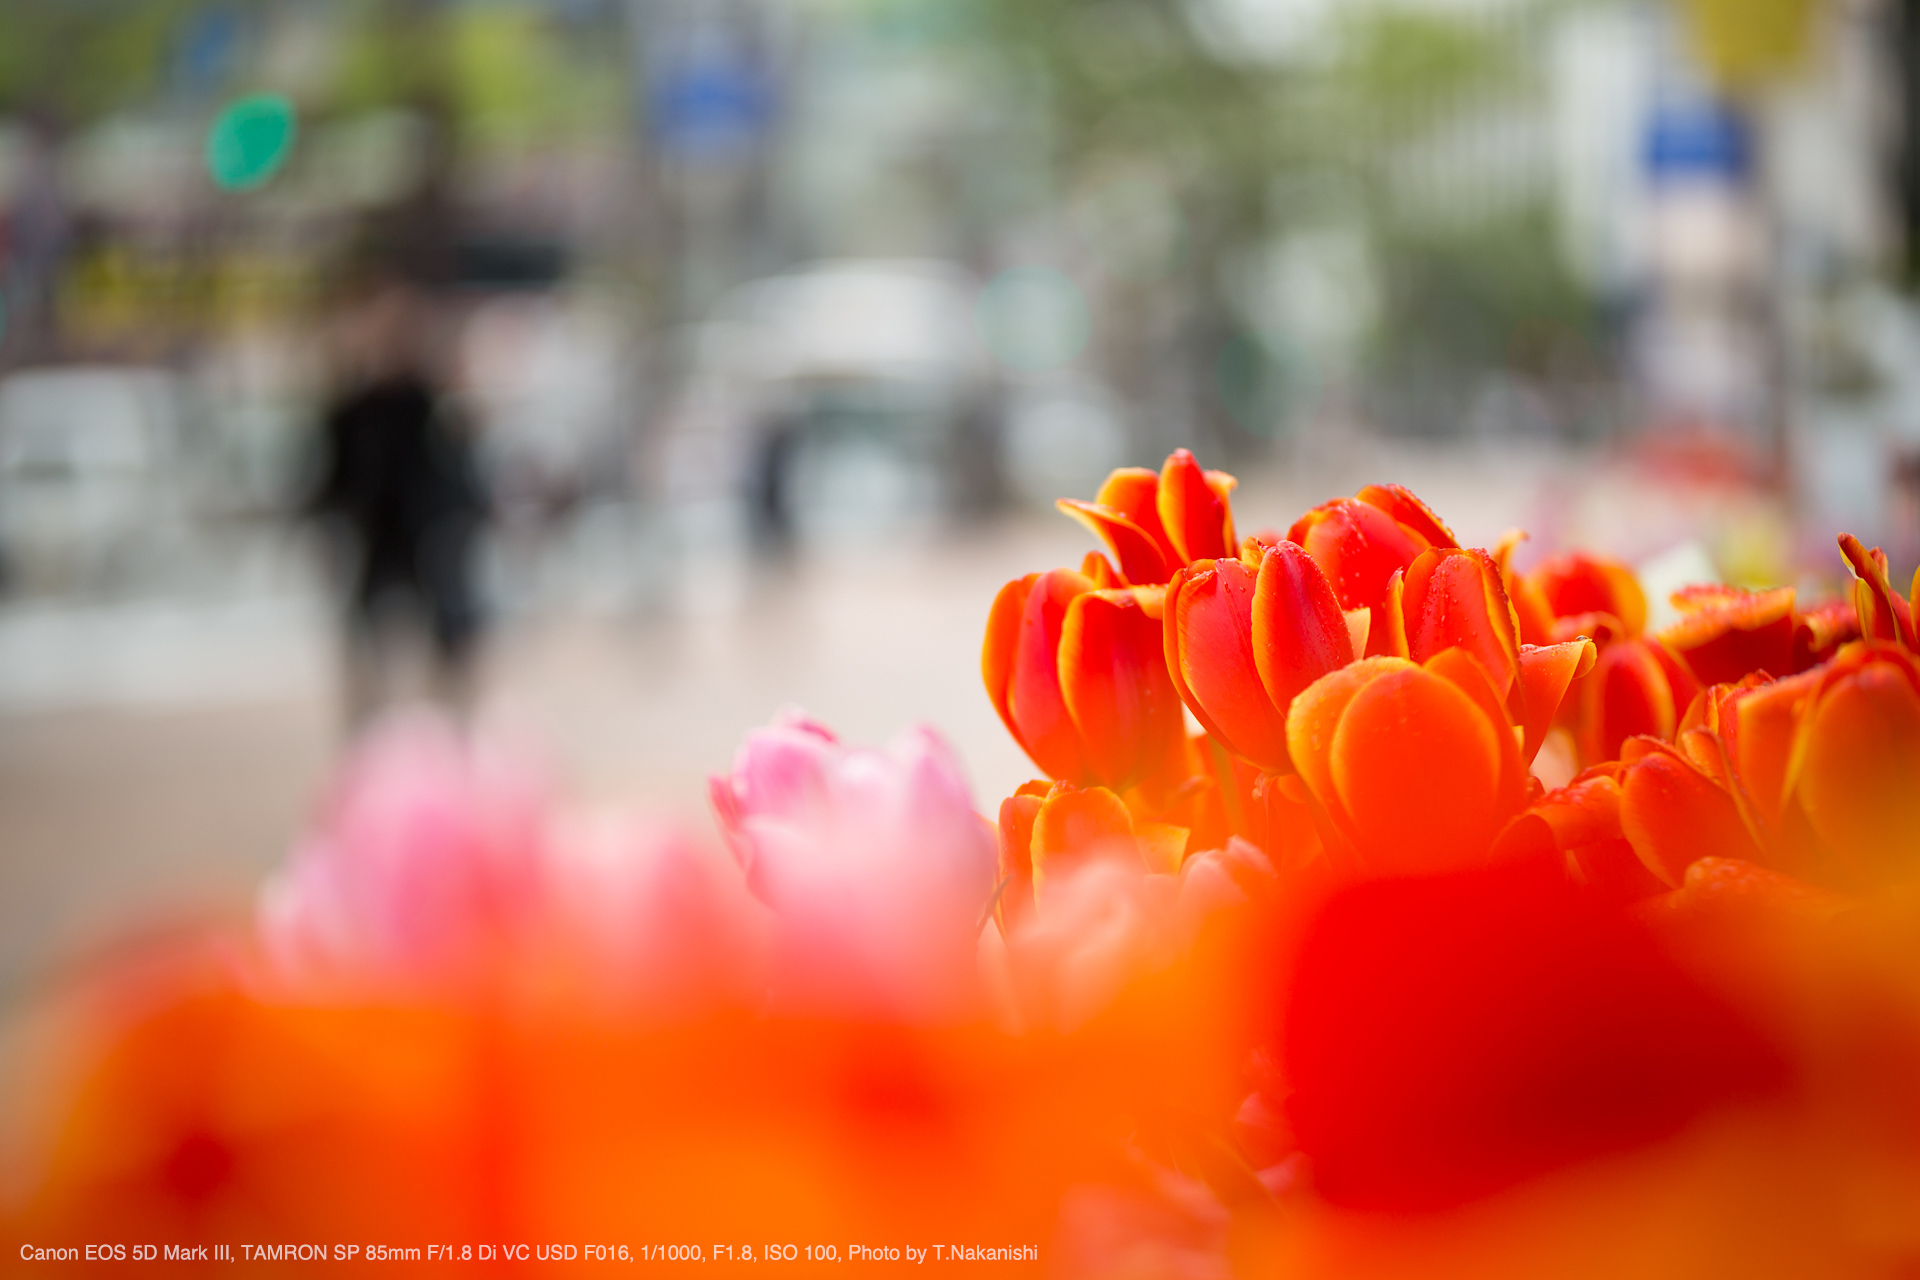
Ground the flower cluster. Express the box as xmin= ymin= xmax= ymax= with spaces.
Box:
xmin=17 ymin=448 xmax=1920 ymax=1277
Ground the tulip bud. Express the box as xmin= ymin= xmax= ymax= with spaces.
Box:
xmin=1399 ymin=547 xmax=1522 ymax=697
xmin=1527 ymin=552 xmax=1649 ymax=638
xmin=1287 ymin=485 xmax=1457 ymax=624
xmin=1165 ymin=542 xmax=1355 ymax=775
xmin=1056 ymin=451 xmax=1237 ymax=587
xmin=983 ymin=569 xmax=1185 ymax=791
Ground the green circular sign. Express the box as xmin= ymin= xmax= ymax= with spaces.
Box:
xmin=206 ymin=94 xmax=297 ymax=192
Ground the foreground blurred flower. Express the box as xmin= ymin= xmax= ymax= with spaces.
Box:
xmin=1283 ymin=859 xmax=1788 ymax=1212
xmin=710 ymin=714 xmax=995 ymax=1018
xmin=257 ymin=717 xmax=551 ymax=997
xmin=257 ymin=716 xmax=752 ymax=1007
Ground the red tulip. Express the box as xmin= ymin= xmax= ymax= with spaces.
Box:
xmin=1287 ymin=485 xmax=1457 ymax=627
xmin=1528 ymin=551 xmax=1649 ymax=639
xmin=1057 ymin=449 xmax=1236 ymax=587
xmin=1394 ymin=547 xmax=1523 ymax=695
xmin=1659 ymin=584 xmax=1798 ymax=686
xmin=983 ymin=569 xmax=1185 ymax=791
xmin=1163 ymin=541 xmax=1359 ymax=774
xmin=1565 ymin=636 xmax=1701 ymax=766
xmin=1283 ymin=859 xmax=1787 ymax=1212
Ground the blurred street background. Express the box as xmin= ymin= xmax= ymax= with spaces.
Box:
xmin=1 ymin=0 xmax=1915 ymax=996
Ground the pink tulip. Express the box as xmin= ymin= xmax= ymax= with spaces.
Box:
xmin=542 ymin=807 xmax=767 ymax=1011
xmin=710 ymin=714 xmax=996 ymax=1019
xmin=257 ymin=715 xmax=551 ymax=998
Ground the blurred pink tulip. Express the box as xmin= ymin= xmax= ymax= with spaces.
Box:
xmin=258 ymin=716 xmax=552 ymax=997
xmin=710 ymin=714 xmax=996 ymax=1019
xmin=542 ymin=807 xmax=768 ymax=1011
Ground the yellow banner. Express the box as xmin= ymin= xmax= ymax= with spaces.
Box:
xmin=1679 ymin=0 xmax=1818 ymax=89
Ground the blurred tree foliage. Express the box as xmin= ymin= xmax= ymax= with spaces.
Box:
xmin=945 ymin=0 xmax=1603 ymax=441
xmin=0 ymin=0 xmax=210 ymax=123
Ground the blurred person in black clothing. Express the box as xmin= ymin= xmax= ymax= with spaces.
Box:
xmin=307 ymin=279 xmax=488 ymax=729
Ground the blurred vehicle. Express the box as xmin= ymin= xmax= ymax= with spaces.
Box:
xmin=0 ymin=366 xmax=183 ymax=594
xmin=657 ymin=259 xmax=997 ymax=548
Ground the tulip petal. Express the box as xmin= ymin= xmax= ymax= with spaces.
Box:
xmin=1167 ymin=559 xmax=1293 ymax=773
xmin=1344 ymin=607 xmax=1372 ymax=658
xmin=1079 ymin=550 xmax=1120 ymax=589
xmin=1095 ymin=467 xmax=1180 ymax=566
xmin=1839 ymin=533 xmax=1915 ymax=650
xmin=1030 ymin=782 xmax=1141 ymax=891
xmin=1515 ymin=638 xmax=1597 ymax=763
xmin=983 ymin=574 xmax=1037 ymax=752
xmin=1157 ymin=448 xmax=1236 ymax=564
xmin=1794 ymin=658 xmax=1920 ymax=885
xmin=1286 ymin=657 xmax=1412 ymax=843
xmin=1592 ymin=639 xmax=1678 ymax=763
xmin=996 ymin=790 xmax=1045 ymax=925
xmin=1425 ymin=646 xmax=1527 ymax=816
xmin=1660 ymin=586 xmax=1796 ymax=686
xmin=1057 ymin=499 xmax=1172 ymax=586
xmin=1793 ymin=597 xmax=1860 ymax=670
xmin=1355 ymin=483 xmax=1456 ymax=550
xmin=1006 ymin=569 xmax=1096 ymax=783
xmin=1402 ymin=548 xmax=1522 ymax=696
xmin=1619 ymin=745 xmax=1761 ymax=886
xmin=1251 ymin=541 xmax=1355 ymax=716
xmin=1289 ymin=498 xmax=1426 ymax=614
xmin=1326 ymin=663 xmax=1505 ymax=874
xmin=1722 ymin=669 xmax=1820 ymax=832
xmin=1058 ymin=588 xmax=1185 ymax=790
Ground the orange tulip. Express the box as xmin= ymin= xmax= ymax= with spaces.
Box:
xmin=1391 ymin=545 xmax=1599 ymax=765
xmin=1163 ymin=541 xmax=1359 ymax=774
xmin=983 ymin=569 xmax=1185 ymax=791
xmin=1057 ymin=449 xmax=1237 ymax=587
xmin=1393 ymin=547 xmax=1522 ymax=694
xmin=1564 ymin=641 xmax=1920 ymax=895
xmin=1284 ymin=654 xmax=1528 ymax=875
xmin=1287 ymin=485 xmax=1457 ymax=630
xmin=1615 ymin=737 xmax=1763 ymax=885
